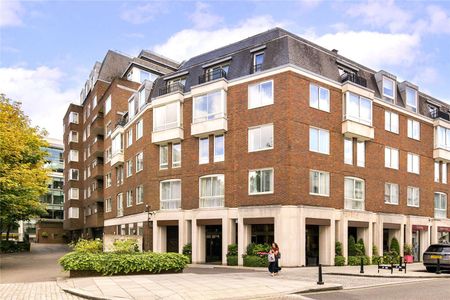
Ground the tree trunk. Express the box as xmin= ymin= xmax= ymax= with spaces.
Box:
xmin=6 ymin=223 xmax=12 ymax=241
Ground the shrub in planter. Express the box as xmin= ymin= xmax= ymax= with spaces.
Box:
xmin=72 ymin=239 xmax=103 ymax=253
xmin=227 ymin=256 xmax=238 ymax=266
xmin=371 ymin=255 xmax=383 ymax=265
xmin=227 ymin=244 xmax=238 ymax=266
xmin=59 ymin=252 xmax=189 ymax=276
xmin=383 ymin=251 xmax=400 ymax=264
xmin=334 ymin=255 xmax=346 ymax=266
xmin=390 ymin=237 xmax=400 ymax=255
xmin=348 ymin=236 xmax=357 ymax=256
xmin=404 ymin=244 xmax=413 ymax=263
xmin=113 ymin=239 xmax=139 ymax=253
xmin=356 ymin=239 xmax=366 ymax=256
xmin=41 ymin=231 xmax=49 ymax=238
xmin=182 ymin=243 xmax=192 ymax=263
xmin=335 ymin=241 xmax=343 ymax=256
xmin=243 ymin=254 xmax=269 ymax=267
xmin=348 ymin=255 xmax=370 ymax=266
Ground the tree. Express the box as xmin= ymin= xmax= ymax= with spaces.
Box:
xmin=0 ymin=94 xmax=48 ymax=240
xmin=348 ymin=235 xmax=357 ymax=256
xmin=390 ymin=237 xmax=400 ymax=255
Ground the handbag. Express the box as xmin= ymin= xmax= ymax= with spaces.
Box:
xmin=268 ymin=253 xmax=276 ymax=262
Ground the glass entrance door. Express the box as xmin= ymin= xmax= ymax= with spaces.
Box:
xmin=305 ymin=225 xmax=319 ymax=266
xmin=412 ymin=231 xmax=420 ymax=262
xmin=205 ymin=225 xmax=222 ymax=263
xmin=166 ymin=226 xmax=179 ymax=253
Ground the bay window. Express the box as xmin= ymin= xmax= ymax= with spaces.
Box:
xmin=193 ymin=90 xmax=226 ymax=123
xmin=436 ymin=126 xmax=450 ymax=150
xmin=344 ymin=92 xmax=372 ymax=126
xmin=153 ymin=102 xmax=180 ymax=131
xmin=111 ymin=133 xmax=123 ymax=156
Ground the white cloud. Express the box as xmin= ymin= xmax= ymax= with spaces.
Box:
xmin=120 ymin=1 xmax=167 ymax=25
xmin=153 ymin=15 xmax=285 ymax=61
xmin=0 ymin=66 xmax=79 ymax=139
xmin=309 ymin=31 xmax=421 ymax=70
xmin=0 ymin=0 xmax=25 ymax=27
xmin=189 ymin=2 xmax=223 ymax=29
xmin=418 ymin=5 xmax=450 ymax=35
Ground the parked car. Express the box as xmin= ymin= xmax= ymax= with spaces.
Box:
xmin=423 ymin=244 xmax=450 ymax=272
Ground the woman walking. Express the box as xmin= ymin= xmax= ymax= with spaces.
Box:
xmin=268 ymin=242 xmax=280 ymax=276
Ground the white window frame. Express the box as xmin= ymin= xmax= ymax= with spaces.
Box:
xmin=406 ymin=87 xmax=417 ymax=112
xmin=69 ymin=150 xmax=79 ymax=162
xmin=69 ymin=131 xmax=79 ymax=143
xmin=136 ymin=119 xmax=143 ymax=140
xmin=105 ymin=172 xmax=112 ymax=188
xmin=213 ymin=135 xmax=224 ymax=162
xmin=442 ymin=163 xmax=448 ymax=184
xmin=407 ymin=119 xmax=420 ymax=140
xmin=309 ymin=170 xmax=330 ymax=197
xmin=172 ymin=143 xmax=181 ymax=168
xmin=136 ymin=152 xmax=144 ymax=172
xmin=104 ymin=95 xmax=111 ymax=115
xmin=199 ymin=137 xmax=209 ymax=164
xmin=160 ymin=179 xmax=181 ymax=210
xmin=384 ymin=183 xmax=399 ymax=205
xmin=136 ymin=185 xmax=144 ymax=205
xmin=436 ymin=126 xmax=450 ymax=151
xmin=344 ymin=92 xmax=373 ymax=126
xmin=407 ymin=153 xmax=420 ymax=174
xmin=309 ymin=83 xmax=330 ymax=112
xmin=344 ymin=138 xmax=353 ymax=165
xmin=126 ymin=160 xmax=133 ymax=177
xmin=105 ymin=198 xmax=112 ymax=212
xmin=344 ymin=177 xmax=365 ymax=211
xmin=117 ymin=193 xmax=123 ymax=217
xmin=69 ymin=112 xmax=79 ymax=124
xmin=126 ymin=190 xmax=133 ymax=207
xmin=69 ymin=169 xmax=79 ymax=181
xmin=407 ymin=187 xmax=420 ymax=207
xmin=153 ymin=102 xmax=180 ymax=131
xmin=385 ymin=147 xmax=399 ymax=170
xmin=385 ymin=111 xmax=399 ymax=134
xmin=309 ymin=127 xmax=330 ymax=155
xmin=127 ymin=129 xmax=133 ymax=148
xmin=248 ymin=124 xmax=274 ymax=152
xmin=193 ymin=90 xmax=226 ymax=123
xmin=68 ymin=207 xmax=79 ymax=219
xmin=248 ymin=80 xmax=274 ymax=109
xmin=357 ymin=141 xmax=365 ymax=167
xmin=69 ymin=188 xmax=79 ymax=200
xmin=248 ymin=168 xmax=274 ymax=195
xmin=435 ymin=161 xmax=441 ymax=183
xmin=434 ymin=192 xmax=447 ymax=219
xmin=159 ymin=145 xmax=168 ymax=169
xmin=383 ymin=77 xmax=395 ymax=100
xmin=199 ymin=174 xmax=225 ymax=208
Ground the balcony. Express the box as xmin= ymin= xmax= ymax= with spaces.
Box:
xmin=191 ymin=116 xmax=228 ymax=137
xmin=90 ymin=138 xmax=104 ymax=157
xmin=159 ymin=82 xmax=184 ymax=96
xmin=111 ymin=151 xmax=124 ymax=166
xmin=199 ymin=69 xmax=227 ymax=84
xmin=342 ymin=119 xmax=374 ymax=141
xmin=88 ymin=187 xmax=104 ymax=203
xmin=85 ymin=212 xmax=104 ymax=228
xmin=91 ymin=113 xmax=104 ymax=135
xmin=91 ymin=162 xmax=103 ymax=179
xmin=431 ymin=109 xmax=450 ymax=121
xmin=341 ymin=73 xmax=368 ymax=88
xmin=152 ymin=127 xmax=184 ymax=144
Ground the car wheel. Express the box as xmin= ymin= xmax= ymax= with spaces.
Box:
xmin=426 ymin=267 xmax=436 ymax=272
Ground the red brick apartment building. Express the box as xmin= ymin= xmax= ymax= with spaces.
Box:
xmin=63 ymin=28 xmax=450 ymax=266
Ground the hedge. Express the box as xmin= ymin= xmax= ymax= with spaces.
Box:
xmin=243 ymin=255 xmax=269 ymax=267
xmin=334 ymin=255 xmax=346 ymax=266
xmin=59 ymin=251 xmax=189 ymax=275
xmin=371 ymin=255 xmax=383 ymax=265
xmin=227 ymin=256 xmax=238 ymax=266
xmin=348 ymin=255 xmax=371 ymax=266
xmin=0 ymin=240 xmax=30 ymax=253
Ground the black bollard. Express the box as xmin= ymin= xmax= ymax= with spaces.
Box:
xmin=317 ymin=264 xmax=324 ymax=285
xmin=404 ymin=257 xmax=407 ymax=274
xmin=436 ymin=258 xmax=441 ymax=274
xmin=390 ymin=262 xmax=393 ymax=274
xmin=360 ymin=257 xmax=364 ymax=274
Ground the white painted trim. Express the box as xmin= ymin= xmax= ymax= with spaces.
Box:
xmin=202 ymin=56 xmax=232 ymax=68
xmin=248 ymin=167 xmax=274 ymax=195
xmin=164 ymin=71 xmax=189 ymax=80
xmin=117 ymin=84 xmax=138 ymax=93
xmin=250 ymin=45 xmax=266 ymax=53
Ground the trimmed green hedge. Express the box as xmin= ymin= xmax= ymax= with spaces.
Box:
xmin=0 ymin=241 xmax=30 ymax=253
xmin=227 ymin=256 xmax=238 ymax=266
xmin=243 ymin=255 xmax=269 ymax=267
xmin=371 ymin=255 xmax=383 ymax=265
xmin=334 ymin=255 xmax=346 ymax=266
xmin=59 ymin=251 xmax=189 ymax=275
xmin=348 ymin=255 xmax=371 ymax=266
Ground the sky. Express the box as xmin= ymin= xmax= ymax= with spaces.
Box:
xmin=1 ymin=0 xmax=450 ymax=140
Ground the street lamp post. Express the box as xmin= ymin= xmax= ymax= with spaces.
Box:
xmin=145 ymin=205 xmax=156 ymax=228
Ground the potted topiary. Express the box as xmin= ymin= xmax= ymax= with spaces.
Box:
xmin=404 ymin=244 xmax=413 ymax=263
xmin=41 ymin=231 xmax=49 ymax=238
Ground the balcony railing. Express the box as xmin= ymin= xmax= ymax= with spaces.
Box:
xmin=159 ymin=82 xmax=184 ymax=96
xmin=199 ymin=69 xmax=227 ymax=84
xmin=341 ymin=73 xmax=367 ymax=88
xmin=251 ymin=64 xmax=263 ymax=73
xmin=431 ymin=109 xmax=450 ymax=121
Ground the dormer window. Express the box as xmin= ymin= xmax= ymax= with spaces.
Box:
xmin=139 ymin=88 xmax=146 ymax=108
xmin=205 ymin=63 xmax=229 ymax=81
xmin=406 ymin=87 xmax=418 ymax=112
xmin=383 ymin=77 xmax=395 ymax=100
xmin=253 ymin=52 xmax=264 ymax=73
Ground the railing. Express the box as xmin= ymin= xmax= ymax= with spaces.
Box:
xmin=430 ymin=109 xmax=450 ymax=121
xmin=251 ymin=64 xmax=263 ymax=73
xmin=159 ymin=82 xmax=184 ymax=96
xmin=199 ymin=69 xmax=227 ymax=84
xmin=341 ymin=73 xmax=367 ymax=88
xmin=115 ymin=118 xmax=127 ymax=127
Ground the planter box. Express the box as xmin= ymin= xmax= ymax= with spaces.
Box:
xmin=69 ymin=269 xmax=183 ymax=278
xmin=404 ymin=255 xmax=413 ymax=263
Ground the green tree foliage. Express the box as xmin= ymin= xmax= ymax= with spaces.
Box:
xmin=0 ymin=94 xmax=48 ymax=240
xmin=348 ymin=236 xmax=357 ymax=256
xmin=356 ymin=238 xmax=366 ymax=256
xmin=335 ymin=241 xmax=343 ymax=256
xmin=390 ymin=237 xmax=400 ymax=255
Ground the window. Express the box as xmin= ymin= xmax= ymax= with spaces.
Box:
xmin=136 ymin=185 xmax=144 ymax=204
xmin=193 ymin=90 xmax=226 ymax=123
xmin=344 ymin=138 xmax=353 ymax=165
xmin=248 ymin=124 xmax=273 ymax=152
xmin=407 ymin=119 xmax=420 ymax=140
xmin=199 ymin=137 xmax=209 ymax=164
xmin=105 ymin=198 xmax=112 ymax=212
xmin=127 ymin=129 xmax=133 ymax=147
xmin=434 ymin=193 xmax=447 ymax=219
xmin=136 ymin=119 xmax=143 ymax=140
xmin=435 ymin=161 xmax=441 ymax=183
xmin=213 ymin=135 xmax=225 ymax=162
xmin=344 ymin=92 xmax=372 ymax=125
xmin=253 ymin=52 xmax=264 ymax=72
xmin=309 ymin=127 xmax=329 ymax=155
xmin=407 ymin=187 xmax=420 ymax=207
xmin=383 ymin=77 xmax=395 ymax=99
xmin=248 ymin=80 xmax=273 ymax=109
xmin=443 ymin=163 xmax=448 ymax=184
xmin=153 ymin=102 xmax=179 ymax=131
xmin=172 ymin=143 xmax=181 ymax=168
xmin=344 ymin=177 xmax=365 ymax=210
xmin=249 ymin=168 xmax=274 ymax=195
xmin=69 ymin=112 xmax=79 ymax=124
xmin=104 ymin=95 xmax=111 ymax=114
xmin=105 ymin=147 xmax=112 ymax=163
xmin=384 ymin=183 xmax=399 ymax=205
xmin=105 ymin=172 xmax=112 ymax=188
xmin=159 ymin=145 xmax=168 ymax=169
xmin=385 ymin=111 xmax=399 ymax=133
xmin=138 ymin=88 xmax=146 ymax=108
xmin=105 ymin=121 xmax=112 ymax=137
xmin=116 ymin=165 xmax=124 ymax=186
xmin=436 ymin=126 xmax=450 ymax=150
xmin=205 ymin=63 xmax=229 ymax=80
xmin=357 ymin=141 xmax=365 ymax=167
xmin=199 ymin=175 xmax=224 ymax=208
xmin=160 ymin=180 xmax=181 ymax=210
xmin=126 ymin=190 xmax=133 ymax=207
xmin=117 ymin=193 xmax=123 ymax=216
xmin=69 ymin=188 xmax=79 ymax=200
xmin=69 ymin=150 xmax=79 ymax=162
xmin=309 ymin=170 xmax=330 ymax=196
xmin=69 ymin=131 xmax=78 ymax=143
xmin=128 ymin=98 xmax=136 ymax=120
xmin=68 ymin=207 xmax=79 ymax=219
xmin=136 ymin=152 xmax=143 ymax=172
xmin=92 ymin=96 xmax=97 ymax=108
xmin=111 ymin=133 xmax=123 ymax=156
xmin=406 ymin=87 xmax=417 ymax=112
xmin=407 ymin=153 xmax=420 ymax=174
xmin=69 ymin=169 xmax=79 ymax=180
xmin=309 ymin=84 xmax=330 ymax=112
xmin=385 ymin=147 xmax=399 ymax=169
xmin=126 ymin=160 xmax=133 ymax=177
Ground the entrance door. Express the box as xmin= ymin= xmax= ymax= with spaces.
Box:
xmin=412 ymin=231 xmax=420 ymax=262
xmin=305 ymin=225 xmax=319 ymax=266
xmin=205 ymin=225 xmax=222 ymax=263
xmin=166 ymin=226 xmax=179 ymax=253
